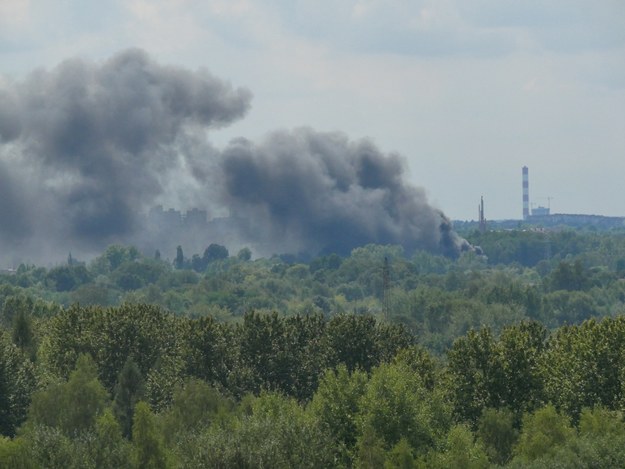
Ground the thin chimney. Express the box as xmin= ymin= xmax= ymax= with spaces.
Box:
xmin=522 ymin=166 xmax=529 ymax=220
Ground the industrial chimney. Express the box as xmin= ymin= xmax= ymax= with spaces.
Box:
xmin=478 ymin=196 xmax=486 ymax=232
xmin=522 ymin=166 xmax=529 ymax=220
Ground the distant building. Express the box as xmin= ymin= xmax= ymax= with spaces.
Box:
xmin=148 ymin=205 xmax=182 ymax=228
xmin=532 ymin=206 xmax=550 ymax=217
xmin=184 ymin=208 xmax=207 ymax=227
xmin=145 ymin=205 xmax=252 ymax=257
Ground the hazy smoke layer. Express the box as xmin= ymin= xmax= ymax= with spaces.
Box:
xmin=0 ymin=49 xmax=469 ymax=263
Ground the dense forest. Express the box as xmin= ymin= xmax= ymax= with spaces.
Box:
xmin=3 ymin=227 xmax=625 ymax=467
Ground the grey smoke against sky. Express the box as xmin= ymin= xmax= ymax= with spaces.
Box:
xmin=220 ymin=129 xmax=466 ymax=256
xmin=1 ymin=1 xmax=624 ymax=222
xmin=0 ymin=49 xmax=251 ymax=258
xmin=0 ymin=49 xmax=467 ymax=260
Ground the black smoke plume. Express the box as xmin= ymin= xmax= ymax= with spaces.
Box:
xmin=0 ymin=49 xmax=250 ymax=261
xmin=0 ymin=49 xmax=470 ymax=263
xmin=219 ymin=129 xmax=471 ymax=257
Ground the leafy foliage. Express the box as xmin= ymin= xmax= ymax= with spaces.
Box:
xmin=1 ymin=233 xmax=625 ymax=466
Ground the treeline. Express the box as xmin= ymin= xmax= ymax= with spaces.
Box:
xmin=4 ymin=231 xmax=625 ymax=355
xmin=464 ymin=227 xmax=625 ymax=268
xmin=1 ymin=231 xmax=625 ymax=466
xmin=4 ymin=304 xmax=625 ymax=467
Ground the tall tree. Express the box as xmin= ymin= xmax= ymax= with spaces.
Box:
xmin=91 ymin=409 xmax=132 ymax=469
xmin=27 ymin=354 xmax=110 ymax=436
xmin=203 ymin=244 xmax=229 ymax=264
xmin=356 ymin=362 xmax=450 ymax=456
xmin=131 ymin=402 xmax=171 ymax=469
xmin=0 ymin=331 xmax=36 ymax=437
xmin=113 ymin=356 xmax=145 ymax=439
xmin=174 ymin=245 xmax=185 ymax=270
xmin=446 ymin=328 xmax=504 ymax=425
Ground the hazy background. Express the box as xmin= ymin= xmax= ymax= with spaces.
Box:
xmin=1 ymin=0 xmax=624 ymax=265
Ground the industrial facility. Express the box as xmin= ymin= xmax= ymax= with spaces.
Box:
xmin=522 ymin=166 xmax=551 ymax=219
xmin=462 ymin=167 xmax=625 ymax=232
xmin=520 ymin=166 xmax=624 ymax=229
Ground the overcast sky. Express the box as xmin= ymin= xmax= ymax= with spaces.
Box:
xmin=2 ymin=0 xmax=624 ymax=221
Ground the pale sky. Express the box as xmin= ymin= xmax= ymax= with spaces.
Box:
xmin=2 ymin=0 xmax=624 ymax=220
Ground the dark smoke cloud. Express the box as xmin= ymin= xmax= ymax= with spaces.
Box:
xmin=219 ymin=128 xmax=470 ymax=257
xmin=0 ymin=161 xmax=31 ymax=241
xmin=0 ymin=49 xmax=251 ymax=261
xmin=0 ymin=89 xmax=21 ymax=142
xmin=0 ymin=49 xmax=470 ymax=263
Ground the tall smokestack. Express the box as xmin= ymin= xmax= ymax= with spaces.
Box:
xmin=478 ymin=196 xmax=486 ymax=233
xmin=522 ymin=166 xmax=529 ymax=220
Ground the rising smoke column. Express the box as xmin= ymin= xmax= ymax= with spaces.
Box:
xmin=220 ymin=128 xmax=471 ymax=257
xmin=0 ymin=49 xmax=251 ymax=258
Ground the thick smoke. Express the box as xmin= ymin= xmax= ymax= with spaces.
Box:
xmin=0 ymin=49 xmax=251 ymax=261
xmin=0 ymin=49 xmax=470 ymax=263
xmin=220 ymin=129 xmax=470 ymax=257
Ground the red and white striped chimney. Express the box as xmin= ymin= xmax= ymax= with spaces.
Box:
xmin=522 ymin=166 xmax=529 ymax=219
